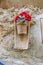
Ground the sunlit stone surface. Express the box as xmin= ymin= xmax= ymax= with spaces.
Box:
xmin=0 ymin=5 xmax=43 ymax=65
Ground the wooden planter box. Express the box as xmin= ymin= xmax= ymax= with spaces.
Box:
xmin=17 ymin=24 xmax=27 ymax=34
xmin=14 ymin=21 xmax=30 ymax=49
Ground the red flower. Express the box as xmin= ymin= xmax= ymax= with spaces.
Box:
xmin=20 ymin=12 xmax=27 ymax=16
xmin=14 ymin=15 xmax=19 ymax=22
xmin=14 ymin=12 xmax=32 ymax=22
xmin=20 ymin=12 xmax=32 ymax=21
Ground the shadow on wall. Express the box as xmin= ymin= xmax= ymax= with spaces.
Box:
xmin=0 ymin=0 xmax=43 ymax=9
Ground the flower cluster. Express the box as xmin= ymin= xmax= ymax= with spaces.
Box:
xmin=14 ymin=12 xmax=32 ymax=22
